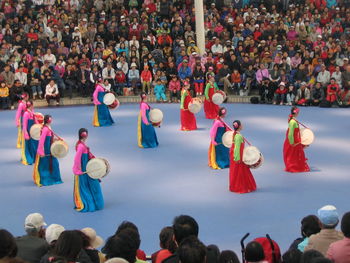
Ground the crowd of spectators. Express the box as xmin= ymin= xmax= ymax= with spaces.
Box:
xmin=0 ymin=0 xmax=350 ymax=110
xmin=1 ymin=206 xmax=350 ymax=263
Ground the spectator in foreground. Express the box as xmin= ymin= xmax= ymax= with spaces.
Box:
xmin=219 ymin=250 xmax=240 ymax=263
xmin=178 ymin=236 xmax=206 ymax=263
xmin=151 ymin=227 xmax=176 ymax=263
xmin=0 ymin=229 xmax=18 ymax=263
xmin=51 ymin=231 xmax=84 ymax=263
xmin=0 ymin=82 xmax=10 ymax=109
xmin=244 ymin=241 xmax=265 ymax=263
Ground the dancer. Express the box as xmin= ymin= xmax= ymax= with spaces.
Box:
xmin=21 ymin=101 xmax=38 ymax=165
xmin=283 ymin=106 xmax=310 ymax=173
xmin=229 ymin=120 xmax=257 ymax=193
xmin=180 ymin=82 xmax=197 ymax=131
xmin=33 ymin=115 xmax=63 ymax=187
xmin=93 ymin=79 xmax=114 ymax=127
xmin=138 ymin=92 xmax=159 ymax=148
xmin=15 ymin=92 xmax=29 ymax=148
xmin=73 ymin=128 xmax=104 ymax=212
xmin=208 ymin=107 xmax=230 ymax=169
xmin=204 ymin=75 xmax=220 ymax=119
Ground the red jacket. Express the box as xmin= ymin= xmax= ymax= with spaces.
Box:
xmin=115 ymin=72 xmax=126 ymax=83
xmin=141 ymin=70 xmax=152 ymax=82
xmin=275 ymin=87 xmax=287 ymax=95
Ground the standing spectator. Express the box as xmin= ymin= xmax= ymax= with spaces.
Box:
xmin=141 ymin=65 xmax=152 ymax=94
xmin=168 ymin=76 xmax=181 ymax=103
xmin=0 ymin=82 xmax=10 ymax=109
xmin=45 ymin=80 xmax=60 ymax=106
xmin=310 ymin=82 xmax=325 ymax=106
xmin=77 ymin=64 xmax=91 ymax=97
xmin=217 ymin=64 xmax=231 ymax=94
xmin=231 ymin=69 xmax=241 ymax=95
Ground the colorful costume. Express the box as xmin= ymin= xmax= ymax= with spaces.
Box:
xmin=33 ymin=126 xmax=63 ymax=187
xmin=180 ymin=89 xmax=197 ymax=131
xmin=208 ymin=118 xmax=230 ymax=169
xmin=21 ymin=109 xmax=38 ymax=165
xmin=93 ymin=84 xmax=114 ymax=127
xmin=138 ymin=102 xmax=159 ymax=148
xmin=204 ymin=82 xmax=219 ymax=119
xmin=283 ymin=117 xmax=310 ymax=173
xmin=15 ymin=100 xmax=27 ymax=148
xmin=229 ymin=133 xmax=256 ymax=193
xmin=73 ymin=142 xmax=104 ymax=212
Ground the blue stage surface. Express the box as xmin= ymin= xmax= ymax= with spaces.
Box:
xmin=0 ymin=103 xmax=349 ymax=255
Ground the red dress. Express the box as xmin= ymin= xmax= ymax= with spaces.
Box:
xmin=283 ymin=118 xmax=310 ymax=173
xmin=180 ymin=90 xmax=197 ymax=131
xmin=229 ymin=133 xmax=257 ymax=193
xmin=204 ymin=83 xmax=219 ymax=119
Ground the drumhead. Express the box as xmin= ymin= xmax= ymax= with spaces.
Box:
xmin=50 ymin=140 xmax=69 ymax=158
xmin=86 ymin=158 xmax=108 ymax=179
xmin=103 ymin=93 xmax=116 ymax=105
xmin=188 ymin=99 xmax=202 ymax=114
xmin=29 ymin=124 xmax=43 ymax=140
xmin=149 ymin=108 xmax=164 ymax=123
xmin=243 ymin=146 xmax=261 ymax=166
xmin=212 ymin=93 xmax=224 ymax=105
xmin=222 ymin=131 xmax=234 ymax=148
xmin=300 ymin=128 xmax=314 ymax=145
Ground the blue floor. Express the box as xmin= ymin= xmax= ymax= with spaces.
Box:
xmin=0 ymin=103 xmax=349 ymax=255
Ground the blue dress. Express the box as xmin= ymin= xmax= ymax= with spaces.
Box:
xmin=138 ymin=107 xmax=159 ymax=148
xmin=214 ymin=126 xmax=230 ymax=168
xmin=21 ymin=119 xmax=38 ymax=165
xmin=93 ymin=92 xmax=114 ymax=127
xmin=74 ymin=153 xmax=104 ymax=212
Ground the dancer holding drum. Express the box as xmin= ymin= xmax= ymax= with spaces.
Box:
xmin=73 ymin=128 xmax=104 ymax=212
xmin=208 ymin=107 xmax=230 ymax=169
xmin=33 ymin=115 xmax=63 ymax=187
xmin=15 ymin=92 xmax=29 ymax=148
xmin=283 ymin=106 xmax=310 ymax=173
xmin=92 ymin=79 xmax=114 ymax=127
xmin=180 ymin=82 xmax=197 ymax=131
xmin=204 ymin=75 xmax=220 ymax=119
xmin=21 ymin=101 xmax=39 ymax=165
xmin=138 ymin=92 xmax=159 ymax=148
xmin=229 ymin=120 xmax=257 ymax=194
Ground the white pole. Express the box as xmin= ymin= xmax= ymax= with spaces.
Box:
xmin=194 ymin=0 xmax=205 ymax=55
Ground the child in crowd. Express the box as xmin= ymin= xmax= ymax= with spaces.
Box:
xmin=286 ymin=84 xmax=296 ymax=106
xmin=273 ymin=82 xmax=287 ymax=105
xmin=103 ymin=79 xmax=112 ymax=92
xmin=154 ymin=79 xmax=167 ymax=102
xmin=168 ymin=76 xmax=181 ymax=103
xmin=0 ymin=82 xmax=10 ymax=110
xmin=231 ymin=69 xmax=241 ymax=95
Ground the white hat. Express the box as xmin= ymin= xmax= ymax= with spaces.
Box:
xmin=279 ymin=82 xmax=285 ymax=86
xmin=318 ymin=205 xmax=339 ymax=226
xmin=228 ymin=18 xmax=233 ymax=23
xmin=130 ymin=63 xmax=137 ymax=68
xmin=277 ymin=45 xmax=282 ymax=50
xmin=105 ymin=258 xmax=129 ymax=263
xmin=82 ymin=18 xmax=87 ymax=22
xmin=317 ymin=35 xmax=322 ymax=38
xmin=81 ymin=227 xmax=104 ymax=248
xmin=25 ymin=213 xmax=46 ymax=231
xmin=255 ymin=24 xmax=259 ymax=28
xmin=45 ymin=224 xmax=65 ymax=244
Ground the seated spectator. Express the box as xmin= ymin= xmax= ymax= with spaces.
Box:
xmin=305 ymin=205 xmax=344 ymax=256
xmin=0 ymin=229 xmax=18 ymax=263
xmin=244 ymin=241 xmax=265 ymax=263
xmin=51 ymin=231 xmax=84 ymax=263
xmin=310 ymin=83 xmax=325 ymax=106
xmin=243 ymin=64 xmax=255 ymax=96
xmin=40 ymin=224 xmax=65 ymax=263
xmin=327 ymin=211 xmax=350 ymax=263
xmin=77 ymin=64 xmax=92 ymax=97
xmin=128 ymin=63 xmax=140 ymax=95
xmin=154 ymin=79 xmax=167 ymax=102
xmin=10 ymin=80 xmax=24 ymax=109
xmin=286 ymin=85 xmax=296 ymax=106
xmin=178 ymin=236 xmax=206 ymax=263
xmin=151 ymin=227 xmax=176 ymax=263
xmin=178 ymin=60 xmax=192 ymax=82
xmin=300 ymin=250 xmax=325 ymax=263
xmin=217 ymin=63 xmax=231 ymax=94
xmin=219 ymin=250 xmax=240 ymax=263
xmin=168 ymin=76 xmax=181 ymax=103
xmin=81 ymin=228 xmax=104 ymax=263
xmin=45 ymin=80 xmax=60 ymax=106
xmin=273 ymin=82 xmax=287 ymax=105
xmin=102 ymin=63 xmax=116 ymax=93
xmin=15 ymin=65 xmax=28 ymax=96
xmin=16 ymin=213 xmax=49 ymax=263
xmin=326 ymin=78 xmax=340 ymax=105
xmin=317 ymin=65 xmax=331 ymax=90
xmin=231 ymin=69 xmax=241 ymax=95
xmin=103 ymin=79 xmax=112 ymax=92
xmin=295 ymin=82 xmax=310 ymax=106
xmin=63 ymin=65 xmax=77 ymax=99
xmin=115 ymin=69 xmax=126 ymax=96
xmin=28 ymin=68 xmax=42 ymax=100
xmin=193 ymin=64 xmax=205 ymax=96
xmin=0 ymin=82 xmax=10 ymax=110
xmin=282 ymin=249 xmax=302 ymax=263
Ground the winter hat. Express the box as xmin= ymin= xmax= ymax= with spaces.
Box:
xmin=318 ymin=205 xmax=339 ymax=227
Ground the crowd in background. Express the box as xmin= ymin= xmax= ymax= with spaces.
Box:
xmin=1 ymin=206 xmax=350 ymax=263
xmin=0 ymin=0 xmax=350 ymax=109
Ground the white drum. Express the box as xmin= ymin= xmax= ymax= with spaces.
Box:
xmin=30 ymin=124 xmax=43 ymax=140
xmin=222 ymin=131 xmax=234 ymax=148
xmin=86 ymin=158 xmax=110 ymax=179
xmin=243 ymin=146 xmax=264 ymax=169
xmin=300 ymin=128 xmax=314 ymax=146
xmin=212 ymin=91 xmax=226 ymax=105
xmin=103 ymin=93 xmax=116 ymax=106
xmin=188 ymin=98 xmax=202 ymax=114
xmin=149 ymin=108 xmax=163 ymax=127
xmin=50 ymin=140 xmax=69 ymax=158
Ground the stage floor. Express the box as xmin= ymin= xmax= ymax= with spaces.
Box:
xmin=0 ymin=103 xmax=349 ymax=254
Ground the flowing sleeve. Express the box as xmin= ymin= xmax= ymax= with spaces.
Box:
xmin=93 ymin=85 xmax=102 ymax=105
xmin=180 ymin=90 xmax=186 ymax=109
xmin=214 ymin=82 xmax=219 ymax=91
xmin=288 ymin=120 xmax=298 ymax=145
xmin=15 ymin=102 xmax=24 ymax=126
xmin=141 ymin=103 xmax=149 ymax=125
xmin=204 ymin=83 xmax=210 ymax=100
xmin=22 ymin=112 xmax=30 ymax=140
xmin=234 ymin=134 xmax=243 ymax=161
xmin=73 ymin=143 xmax=84 ymax=175
xmin=210 ymin=121 xmax=220 ymax=144
xmin=37 ymin=127 xmax=49 ymax=156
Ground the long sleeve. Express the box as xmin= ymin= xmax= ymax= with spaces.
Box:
xmin=93 ymin=85 xmax=103 ymax=105
xmin=180 ymin=90 xmax=186 ymax=109
xmin=288 ymin=119 xmax=298 ymax=145
xmin=233 ymin=134 xmax=243 ymax=161
xmin=210 ymin=120 xmax=222 ymax=144
xmin=22 ymin=112 xmax=30 ymax=140
xmin=15 ymin=102 xmax=25 ymax=126
xmin=37 ymin=127 xmax=49 ymax=156
xmin=140 ymin=103 xmax=149 ymax=125
xmin=205 ymin=83 xmax=211 ymax=100
xmin=73 ymin=143 xmax=85 ymax=175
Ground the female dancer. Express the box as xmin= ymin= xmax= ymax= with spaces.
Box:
xmin=180 ymin=82 xmax=197 ymax=131
xmin=204 ymin=75 xmax=219 ymax=119
xmin=73 ymin=128 xmax=104 ymax=212
xmin=15 ymin=92 xmax=29 ymax=148
xmin=33 ymin=115 xmax=63 ymax=187
xmin=208 ymin=107 xmax=230 ymax=169
xmin=21 ymin=101 xmax=38 ymax=165
xmin=138 ymin=92 xmax=159 ymax=148
xmin=229 ymin=120 xmax=257 ymax=193
xmin=283 ymin=106 xmax=310 ymax=173
xmin=93 ymin=79 xmax=114 ymax=127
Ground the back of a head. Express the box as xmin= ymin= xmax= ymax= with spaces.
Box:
xmin=311 ymin=258 xmax=332 ymax=263
xmin=173 ymin=215 xmax=199 ymax=244
xmin=219 ymin=250 xmax=240 ymax=263
xmin=317 ymin=205 xmax=339 ymax=229
xmin=0 ymin=229 xmax=17 ymax=259
xmin=245 ymin=241 xmax=265 ymax=262
xmin=301 ymin=215 xmax=321 ymax=238
xmin=254 ymin=237 xmax=281 ymax=263
xmin=300 ymin=250 xmax=324 ymax=263
xmin=178 ymin=236 xmax=206 ymax=263
xmin=282 ymin=249 xmax=302 ymax=263
xmin=341 ymin=211 xmax=350 ymax=238
xmin=54 ymin=230 xmax=83 ymax=262
xmin=105 ymin=257 xmax=129 ymax=263
xmin=115 ymin=221 xmax=139 ymax=235
xmin=159 ymin=226 xmax=176 ymax=253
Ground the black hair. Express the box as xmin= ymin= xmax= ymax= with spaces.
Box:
xmin=53 ymin=230 xmax=83 ymax=262
xmin=173 ymin=215 xmax=199 ymax=244
xmin=300 ymin=250 xmax=324 ymax=263
xmin=232 ymin=120 xmax=241 ymax=131
xmin=291 ymin=106 xmax=299 ymax=115
xmin=311 ymin=259 xmax=333 ymax=263
xmin=0 ymin=229 xmax=17 ymax=259
xmin=282 ymin=249 xmax=302 ymax=263
xmin=341 ymin=211 xmax=350 ymax=238
xmin=116 ymin=221 xmax=139 ymax=235
xmin=207 ymin=244 xmax=220 ymax=261
xmin=140 ymin=92 xmax=147 ymax=101
xmin=77 ymin=231 xmax=91 ymax=248
xmin=301 ymin=215 xmax=321 ymax=238
xmin=219 ymin=250 xmax=240 ymax=263
xmin=159 ymin=227 xmax=176 ymax=252
xmin=178 ymin=236 xmax=206 ymax=263
xmin=218 ymin=107 xmax=226 ymax=117
xmin=78 ymin=128 xmax=88 ymax=140
xmin=44 ymin=114 xmax=52 ymax=125
xmin=244 ymin=241 xmax=265 ymax=262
